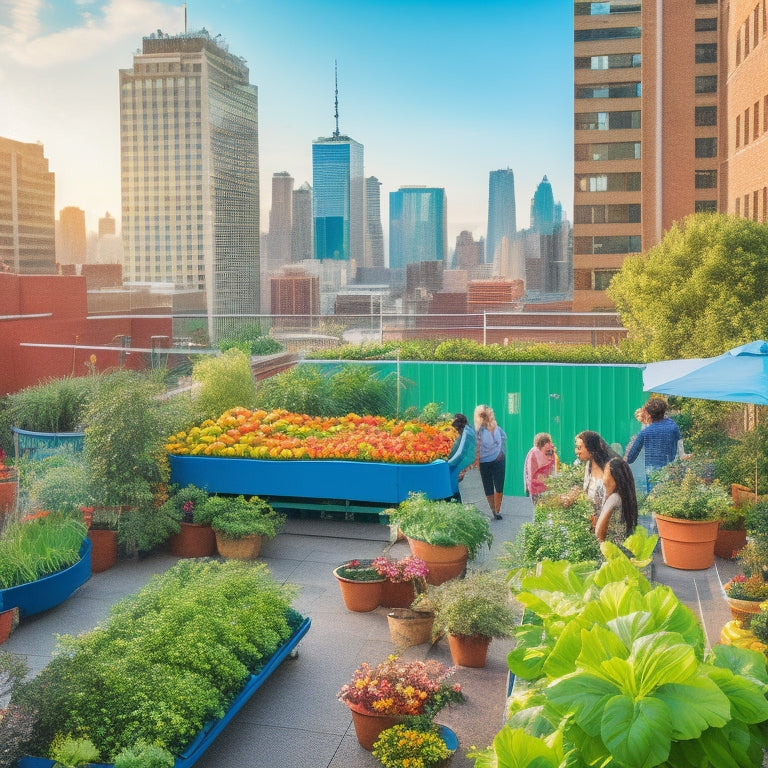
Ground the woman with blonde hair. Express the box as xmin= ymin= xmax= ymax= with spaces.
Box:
xmin=472 ymin=404 xmax=507 ymax=520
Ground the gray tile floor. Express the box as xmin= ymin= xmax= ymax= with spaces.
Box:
xmin=3 ymin=469 xmax=740 ymax=768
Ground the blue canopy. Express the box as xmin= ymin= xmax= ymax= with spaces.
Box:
xmin=642 ymin=340 xmax=768 ymax=405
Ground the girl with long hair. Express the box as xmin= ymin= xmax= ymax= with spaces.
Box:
xmin=472 ymin=404 xmax=506 ymax=520
xmin=595 ymin=457 xmax=639 ymax=544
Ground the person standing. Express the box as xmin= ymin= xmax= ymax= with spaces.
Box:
xmin=624 ymin=406 xmax=651 ymax=491
xmin=472 ymin=404 xmax=506 ymax=520
xmin=567 ymin=430 xmax=619 ymax=517
xmin=595 ymin=457 xmax=638 ymax=545
xmin=625 ymin=397 xmax=690 ymax=488
xmin=446 ymin=413 xmax=476 ymax=502
xmin=523 ymin=432 xmax=556 ymax=505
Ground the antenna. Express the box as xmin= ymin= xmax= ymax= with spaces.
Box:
xmin=333 ymin=60 xmax=340 ymax=137
xmin=184 ymin=3 xmax=187 ymax=34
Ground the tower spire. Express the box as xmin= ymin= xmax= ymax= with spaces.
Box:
xmin=333 ymin=60 xmax=340 ymax=138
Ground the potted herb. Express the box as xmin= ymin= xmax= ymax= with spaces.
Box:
xmin=336 ymin=655 xmax=464 ymax=751
xmin=203 ymin=494 xmax=285 ymax=559
xmin=372 ymin=722 xmax=457 ymax=768
xmin=372 ymin=555 xmax=428 ymax=608
xmin=643 ymin=466 xmax=731 ymax=570
xmin=429 ymin=569 xmax=517 ymax=667
xmin=387 ymin=494 xmax=493 ymax=584
xmin=332 ymin=559 xmax=386 ymax=612
xmin=163 ymin=484 xmax=216 ymax=558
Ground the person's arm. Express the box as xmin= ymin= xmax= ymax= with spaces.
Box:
xmin=677 ymin=439 xmax=692 ymax=460
xmin=595 ymin=495 xmax=619 ymax=542
xmin=625 ymin=429 xmax=645 ymax=464
xmin=446 ymin=430 xmax=467 ymax=467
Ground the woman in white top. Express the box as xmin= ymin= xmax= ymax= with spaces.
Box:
xmin=574 ymin=430 xmax=619 ymax=516
xmin=595 ymin=457 xmax=639 ymax=545
xmin=472 ymin=404 xmax=507 ymax=520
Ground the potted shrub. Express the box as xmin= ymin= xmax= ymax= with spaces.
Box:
xmin=723 ymin=575 xmax=768 ymax=626
xmin=332 ymin=559 xmax=386 ymax=612
xmin=203 ymin=494 xmax=285 ymax=559
xmin=87 ymin=507 xmax=120 ymax=573
xmin=387 ymin=494 xmax=493 ymax=584
xmin=336 ymin=655 xmax=464 ymax=751
xmin=430 ymin=569 xmax=517 ymax=667
xmin=372 ymin=722 xmax=457 ymax=768
xmin=643 ymin=466 xmax=731 ymax=570
xmin=163 ymin=484 xmax=216 ymax=558
xmin=372 ymin=555 xmax=428 ymax=608
xmin=714 ymin=505 xmax=747 ymax=560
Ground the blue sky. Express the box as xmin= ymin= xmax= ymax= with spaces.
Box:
xmin=0 ymin=0 xmax=573 ymax=247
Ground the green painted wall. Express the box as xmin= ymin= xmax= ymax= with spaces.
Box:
xmin=306 ymin=360 xmax=646 ymax=495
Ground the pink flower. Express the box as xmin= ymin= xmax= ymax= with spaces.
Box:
xmin=372 ymin=556 xmax=429 ymax=583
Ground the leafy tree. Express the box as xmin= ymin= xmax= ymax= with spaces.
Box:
xmin=608 ymin=213 xmax=768 ymax=360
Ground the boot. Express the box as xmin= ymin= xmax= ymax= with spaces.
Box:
xmin=494 ymin=492 xmax=504 ymax=519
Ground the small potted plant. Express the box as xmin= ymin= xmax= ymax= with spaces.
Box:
xmin=163 ymin=484 xmax=216 ymax=558
xmin=333 ymin=559 xmax=387 ymax=612
xmin=430 ymin=569 xmax=516 ymax=667
xmin=387 ymin=493 xmax=493 ymax=584
xmin=387 ymin=591 xmax=436 ymax=649
xmin=372 ymin=555 xmax=429 ymax=608
xmin=714 ymin=505 xmax=747 ymax=560
xmin=203 ymin=494 xmax=285 ymax=559
xmin=372 ymin=722 xmax=457 ymax=768
xmin=723 ymin=574 xmax=768 ymax=626
xmin=88 ymin=506 xmax=121 ymax=573
xmin=337 ymin=655 xmax=464 ymax=751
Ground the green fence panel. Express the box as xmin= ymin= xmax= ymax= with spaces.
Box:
xmin=305 ymin=360 xmax=646 ymax=496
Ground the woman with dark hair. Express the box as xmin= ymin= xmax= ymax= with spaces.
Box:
xmin=574 ymin=430 xmax=620 ymax=514
xmin=446 ymin=413 xmax=476 ymax=502
xmin=595 ymin=457 xmax=638 ymax=544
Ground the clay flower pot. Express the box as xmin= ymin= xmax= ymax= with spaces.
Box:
xmin=380 ymin=579 xmax=416 ymax=609
xmin=727 ymin=597 xmax=763 ymax=627
xmin=346 ymin=701 xmax=402 ymax=751
xmin=88 ymin=528 xmax=118 ymax=573
xmin=406 ymin=537 xmax=468 ymax=585
xmin=169 ymin=521 xmax=217 ymax=558
xmin=714 ymin=527 xmax=747 ymax=560
xmin=387 ymin=608 xmax=435 ymax=648
xmin=214 ymin=532 xmax=263 ymax=559
xmin=655 ymin=514 xmax=719 ymax=570
xmin=333 ymin=566 xmax=384 ymax=612
xmin=447 ymin=633 xmax=492 ymax=668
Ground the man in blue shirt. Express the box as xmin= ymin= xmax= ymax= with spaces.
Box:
xmin=626 ymin=397 xmax=690 ymax=489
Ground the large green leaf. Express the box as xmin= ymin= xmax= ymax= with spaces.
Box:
xmin=654 ymin=677 xmax=730 ymax=738
xmin=601 ymin=694 xmax=672 ymax=768
xmin=542 ymin=621 xmax=584 ymax=679
xmin=593 ymin=552 xmax=652 ymax=592
xmin=573 ymin=625 xmax=629 ymax=677
xmin=709 ymin=643 xmax=768 ymax=686
xmin=547 ymin=673 xmax=618 ymax=737
xmin=484 ymin=726 xmax=563 ymax=768
xmin=519 ymin=559 xmax=593 ymax=597
xmin=605 ymin=612 xmax=656 ymax=650
xmin=508 ymin=644 xmax=552 ymax=682
xmin=705 ymin=665 xmax=768 ymax=724
xmin=580 ymin=581 xmax=645 ymax=627
xmin=629 ymin=633 xmax=698 ymax=694
xmin=643 ymin=586 xmax=705 ymax=657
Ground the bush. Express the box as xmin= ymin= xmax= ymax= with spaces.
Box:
xmin=192 ymin=348 xmax=257 ymax=420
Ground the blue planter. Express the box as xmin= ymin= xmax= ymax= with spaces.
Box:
xmin=16 ymin=615 xmax=311 ymax=768
xmin=0 ymin=538 xmax=91 ymax=618
xmin=169 ymin=455 xmax=452 ymax=504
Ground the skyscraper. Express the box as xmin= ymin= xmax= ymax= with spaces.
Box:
xmin=312 ymin=136 xmax=364 ymax=262
xmin=364 ymin=176 xmax=385 ymax=268
xmin=530 ymin=175 xmax=557 ymax=234
xmin=486 ymin=169 xmax=517 ymax=266
xmin=389 ymin=187 xmax=447 ymax=270
xmin=57 ymin=206 xmax=87 ymax=265
xmin=0 ymin=136 xmax=56 ymax=274
xmin=268 ymin=171 xmax=294 ymax=270
xmin=291 ymin=182 xmax=313 ymax=263
xmin=119 ymin=30 xmax=260 ymax=340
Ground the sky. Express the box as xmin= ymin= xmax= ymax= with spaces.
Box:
xmin=0 ymin=0 xmax=574 ymax=249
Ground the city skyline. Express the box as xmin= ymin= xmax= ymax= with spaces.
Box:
xmin=0 ymin=0 xmax=573 ymax=248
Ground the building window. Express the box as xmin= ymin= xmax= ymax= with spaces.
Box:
xmin=575 ymin=53 xmax=641 ymax=69
xmin=736 ymin=114 xmax=741 ymax=147
xmin=695 ymin=75 xmax=718 ymax=93
xmin=754 ymin=190 xmax=760 ymax=221
xmin=695 ymin=137 xmax=718 ymax=157
xmin=575 ymin=141 xmax=641 ymax=161
xmin=745 ymin=194 xmax=750 ymax=219
xmin=695 ymin=42 xmax=718 ymax=62
xmin=745 ymin=107 xmax=751 ymax=143
xmin=764 ymin=187 xmax=767 ymax=222
xmin=736 ymin=197 xmax=741 ymax=216
xmin=746 ymin=20 xmax=751 ymax=55
xmin=575 ymin=172 xmax=641 ymax=191
xmin=755 ymin=101 xmax=760 ymax=137
xmin=695 ymin=105 xmax=717 ymax=126
xmin=695 ymin=0 xmax=718 ymax=4
xmin=574 ymin=235 xmax=641 ymax=254
xmin=764 ymin=95 xmax=768 ymax=132
xmin=574 ymin=27 xmax=641 ymax=41
xmin=695 ymin=169 xmax=718 ymax=188
xmin=576 ymin=82 xmax=641 ymax=99
xmin=594 ymin=270 xmax=620 ymax=291
xmin=574 ymin=110 xmax=641 ymax=130
xmin=575 ymin=2 xmax=641 ymax=13
xmin=695 ymin=16 xmax=717 ymax=31
xmin=694 ymin=200 xmax=717 ymax=212
xmin=574 ymin=204 xmax=641 ymax=224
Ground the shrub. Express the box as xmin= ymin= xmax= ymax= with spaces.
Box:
xmin=192 ymin=348 xmax=257 ymax=420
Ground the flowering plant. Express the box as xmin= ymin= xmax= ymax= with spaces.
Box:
xmin=724 ymin=574 xmax=768 ymax=601
xmin=165 ymin=408 xmax=455 ymax=464
xmin=372 ymin=555 xmax=429 ymax=583
xmin=335 ymin=559 xmax=384 ymax=582
xmin=372 ymin=723 xmax=453 ymax=768
xmin=337 ymin=655 xmax=464 ymax=717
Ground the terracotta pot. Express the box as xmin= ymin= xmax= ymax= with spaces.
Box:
xmin=332 ymin=567 xmax=384 ymax=612
xmin=732 ymin=483 xmax=757 ymax=507
xmin=0 ymin=608 xmax=14 ymax=644
xmin=406 ymin=537 xmax=468 ymax=585
xmin=447 ymin=632 xmax=492 ymax=668
xmin=0 ymin=475 xmax=18 ymax=516
xmin=346 ymin=701 xmax=402 ymax=751
xmin=170 ymin=521 xmax=217 ymax=558
xmin=714 ymin=527 xmax=747 ymax=560
xmin=727 ymin=596 xmax=764 ymax=627
xmin=214 ymin=532 xmax=263 ymax=559
xmin=88 ymin=528 xmax=118 ymax=573
xmin=655 ymin=514 xmax=719 ymax=570
xmin=380 ymin=579 xmax=416 ymax=609
xmin=80 ymin=506 xmax=94 ymax=529
xmin=387 ymin=608 xmax=435 ymax=648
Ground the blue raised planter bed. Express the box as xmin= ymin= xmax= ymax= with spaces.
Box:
xmin=169 ymin=455 xmax=452 ymax=505
xmin=17 ymin=615 xmax=311 ymax=768
xmin=0 ymin=538 xmax=91 ymax=618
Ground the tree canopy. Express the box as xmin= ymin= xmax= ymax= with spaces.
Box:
xmin=608 ymin=213 xmax=768 ymax=360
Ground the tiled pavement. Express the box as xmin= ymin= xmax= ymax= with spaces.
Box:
xmin=2 ymin=470 xmax=742 ymax=768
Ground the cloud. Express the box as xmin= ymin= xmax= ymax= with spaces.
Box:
xmin=0 ymin=0 xmax=183 ymax=73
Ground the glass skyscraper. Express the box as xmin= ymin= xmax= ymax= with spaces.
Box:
xmin=311 ymin=136 xmax=364 ymax=261
xmin=389 ymin=187 xmax=447 ymax=270
xmin=119 ymin=30 xmax=260 ymax=342
xmin=486 ymin=168 xmax=517 ymax=266
xmin=530 ymin=175 xmax=557 ymax=234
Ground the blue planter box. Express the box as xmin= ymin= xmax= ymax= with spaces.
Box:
xmin=169 ymin=455 xmax=452 ymax=505
xmin=0 ymin=538 xmax=91 ymax=618
xmin=17 ymin=615 xmax=311 ymax=768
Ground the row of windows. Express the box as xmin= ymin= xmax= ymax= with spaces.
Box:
xmin=135 ymin=63 xmax=203 ymax=74
xmin=735 ymin=188 xmax=768 ymax=221
xmin=574 ymin=235 xmax=641 ymax=255
xmin=574 ymin=110 xmax=641 ymax=130
xmin=574 ymin=203 xmax=641 ymax=224
xmin=736 ymin=1 xmax=768 ymax=65
xmin=576 ymin=82 xmax=641 ymax=99
xmin=575 ymin=2 xmax=641 ymax=15
xmin=575 ymin=141 xmax=641 ymax=161
xmin=575 ymin=172 xmax=641 ymax=192
xmin=575 ymin=53 xmax=641 ymax=70
xmin=735 ymin=96 xmax=768 ymax=148
xmin=574 ymin=27 xmax=641 ymax=42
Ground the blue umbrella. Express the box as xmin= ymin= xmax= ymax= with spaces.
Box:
xmin=642 ymin=340 xmax=768 ymax=405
